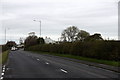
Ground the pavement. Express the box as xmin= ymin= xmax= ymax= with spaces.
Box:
xmin=1 ymin=50 xmax=120 ymax=79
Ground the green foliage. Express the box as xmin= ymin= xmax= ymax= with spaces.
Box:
xmin=24 ymin=33 xmax=45 ymax=50
xmin=24 ymin=35 xmax=38 ymax=49
xmin=2 ymin=45 xmax=9 ymax=52
xmin=77 ymin=30 xmax=90 ymax=41
xmin=0 ymin=50 xmax=9 ymax=64
xmin=5 ymin=41 xmax=16 ymax=49
xmin=60 ymin=26 xmax=104 ymax=42
xmin=26 ymin=40 xmax=119 ymax=61
xmin=1 ymin=41 xmax=15 ymax=52
xmin=37 ymin=37 xmax=45 ymax=44
xmin=61 ymin=26 xmax=79 ymax=42
xmin=85 ymin=33 xmax=103 ymax=41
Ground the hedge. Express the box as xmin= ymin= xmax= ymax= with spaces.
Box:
xmin=26 ymin=40 xmax=119 ymax=61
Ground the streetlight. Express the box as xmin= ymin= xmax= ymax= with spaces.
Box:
xmin=5 ymin=27 xmax=10 ymax=44
xmin=33 ymin=20 xmax=41 ymax=37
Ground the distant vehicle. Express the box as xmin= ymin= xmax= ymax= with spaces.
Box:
xmin=15 ymin=47 xmax=18 ymax=50
xmin=11 ymin=47 xmax=16 ymax=51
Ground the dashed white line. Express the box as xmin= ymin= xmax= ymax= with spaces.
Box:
xmin=3 ymin=65 xmax=5 ymax=68
xmin=45 ymin=62 xmax=49 ymax=64
xmin=37 ymin=59 xmax=40 ymax=61
xmin=3 ymin=68 xmax=5 ymax=70
xmin=2 ymin=70 xmax=5 ymax=72
xmin=1 ymin=77 xmax=3 ymax=80
xmin=60 ymin=69 xmax=68 ymax=73
xmin=1 ymin=73 xmax=4 ymax=76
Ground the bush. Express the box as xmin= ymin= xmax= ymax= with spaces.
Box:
xmin=26 ymin=41 xmax=119 ymax=61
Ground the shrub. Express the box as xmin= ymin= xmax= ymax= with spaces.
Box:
xmin=26 ymin=40 xmax=119 ymax=61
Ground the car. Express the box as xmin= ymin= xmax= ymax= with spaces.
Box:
xmin=11 ymin=47 xmax=16 ymax=51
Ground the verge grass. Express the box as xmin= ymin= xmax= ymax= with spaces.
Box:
xmin=0 ymin=50 xmax=9 ymax=64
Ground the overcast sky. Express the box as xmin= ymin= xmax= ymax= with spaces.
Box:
xmin=0 ymin=0 xmax=119 ymax=44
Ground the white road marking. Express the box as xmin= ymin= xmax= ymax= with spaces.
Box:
xmin=3 ymin=68 xmax=5 ymax=70
xmin=3 ymin=65 xmax=5 ymax=68
xmin=60 ymin=69 xmax=68 ymax=73
xmin=0 ymin=77 xmax=3 ymax=80
xmin=1 ymin=65 xmax=6 ymax=80
xmin=1 ymin=73 xmax=4 ymax=76
xmin=37 ymin=59 xmax=40 ymax=61
xmin=45 ymin=62 xmax=49 ymax=64
xmin=2 ymin=70 xmax=5 ymax=72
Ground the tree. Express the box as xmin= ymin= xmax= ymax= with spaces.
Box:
xmin=61 ymin=26 xmax=79 ymax=42
xmin=37 ymin=37 xmax=45 ymax=44
xmin=85 ymin=33 xmax=103 ymax=41
xmin=24 ymin=32 xmax=38 ymax=49
xmin=76 ymin=30 xmax=90 ymax=41
xmin=6 ymin=41 xmax=16 ymax=49
xmin=19 ymin=37 xmax=24 ymax=45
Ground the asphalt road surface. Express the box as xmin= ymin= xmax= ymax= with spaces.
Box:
xmin=3 ymin=50 xmax=119 ymax=79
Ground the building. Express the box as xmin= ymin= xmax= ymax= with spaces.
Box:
xmin=44 ymin=37 xmax=56 ymax=44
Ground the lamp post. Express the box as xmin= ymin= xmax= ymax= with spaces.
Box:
xmin=33 ymin=20 xmax=41 ymax=37
xmin=5 ymin=28 xmax=6 ymax=44
xmin=5 ymin=27 xmax=10 ymax=44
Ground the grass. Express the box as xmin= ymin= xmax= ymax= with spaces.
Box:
xmin=0 ymin=50 xmax=9 ymax=64
xmin=31 ymin=51 xmax=120 ymax=67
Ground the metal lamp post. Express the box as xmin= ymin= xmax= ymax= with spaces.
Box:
xmin=33 ymin=20 xmax=41 ymax=37
xmin=5 ymin=27 xmax=10 ymax=44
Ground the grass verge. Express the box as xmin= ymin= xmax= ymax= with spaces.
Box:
xmin=31 ymin=51 xmax=120 ymax=67
xmin=0 ymin=50 xmax=9 ymax=64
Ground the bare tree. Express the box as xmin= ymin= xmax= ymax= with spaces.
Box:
xmin=61 ymin=26 xmax=79 ymax=42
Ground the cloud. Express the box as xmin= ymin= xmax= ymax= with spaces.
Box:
xmin=0 ymin=0 xmax=119 ymax=44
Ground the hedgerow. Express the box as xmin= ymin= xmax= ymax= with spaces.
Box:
xmin=26 ymin=40 xmax=119 ymax=61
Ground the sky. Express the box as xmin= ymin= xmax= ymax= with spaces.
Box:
xmin=0 ymin=0 xmax=119 ymax=44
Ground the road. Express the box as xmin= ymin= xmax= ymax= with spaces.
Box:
xmin=3 ymin=50 xmax=119 ymax=79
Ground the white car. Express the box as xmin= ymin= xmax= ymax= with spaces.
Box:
xmin=11 ymin=47 xmax=16 ymax=51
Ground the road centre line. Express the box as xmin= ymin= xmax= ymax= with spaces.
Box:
xmin=45 ymin=62 xmax=49 ymax=64
xmin=60 ymin=69 xmax=68 ymax=73
xmin=37 ymin=58 xmax=39 ymax=60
